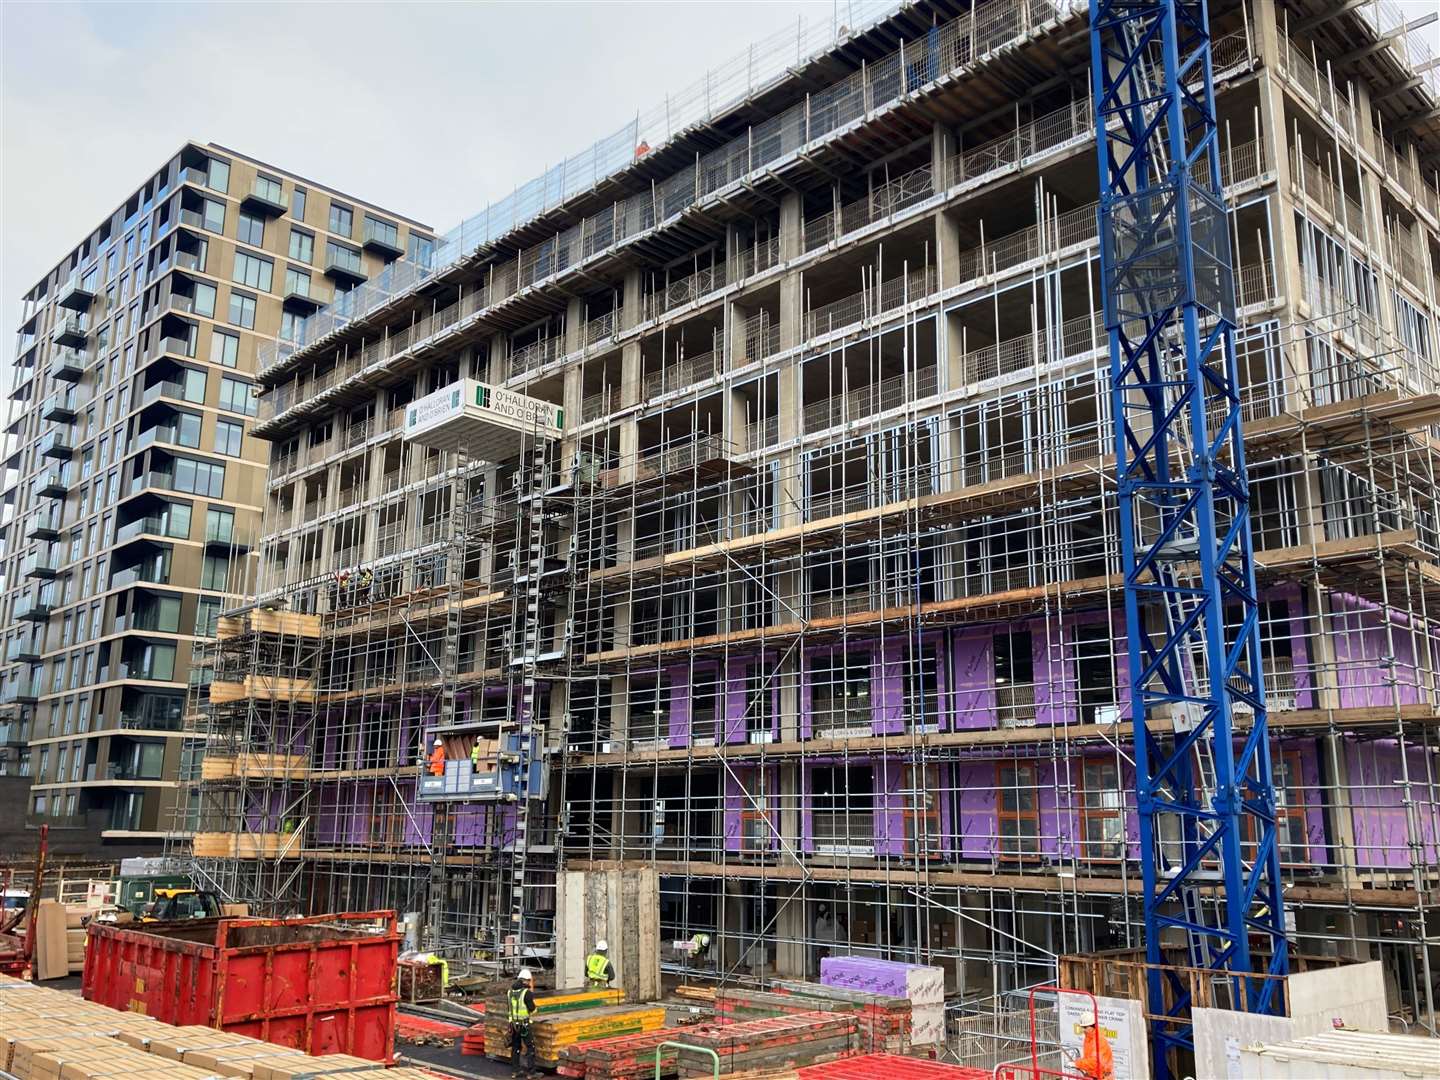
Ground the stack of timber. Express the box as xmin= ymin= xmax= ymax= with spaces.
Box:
xmin=675 ymin=1013 xmax=858 ymax=1077
xmin=0 ymin=975 xmax=411 ymax=1079
xmin=763 ymin=981 xmax=914 ymax=1054
xmin=819 ymin=958 xmax=945 ymax=1046
xmin=557 ymin=1025 xmax=727 ymax=1080
xmin=484 ymin=985 xmax=658 ymax=1067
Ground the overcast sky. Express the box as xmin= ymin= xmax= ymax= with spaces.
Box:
xmin=3 ymin=1 xmax=1439 ymax=369
xmin=0 ymin=0 xmax=832 ymax=359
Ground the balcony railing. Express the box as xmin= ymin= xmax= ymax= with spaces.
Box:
xmin=803 ymin=364 xmax=940 ymax=434
xmin=256 ymin=0 xmax=1070 ymax=376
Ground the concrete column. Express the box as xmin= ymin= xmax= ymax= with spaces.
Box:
xmin=934 ymin=124 xmax=962 ymax=292
xmin=779 ymin=190 xmax=802 ymax=263
xmin=622 ymin=268 xmax=643 ymax=331
xmin=486 ymin=332 xmax=508 ymax=384
xmin=774 ymin=894 xmax=809 ymax=978
xmin=564 ymin=296 xmax=585 ymax=355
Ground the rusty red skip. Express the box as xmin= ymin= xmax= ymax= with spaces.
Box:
xmin=81 ymin=910 xmax=400 ymax=1063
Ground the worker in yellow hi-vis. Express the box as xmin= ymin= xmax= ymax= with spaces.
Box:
xmin=586 ymin=940 xmax=615 ymax=989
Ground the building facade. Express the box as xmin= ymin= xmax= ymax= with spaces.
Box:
xmin=193 ymin=0 xmax=1440 ymax=1030
xmin=1 ymin=142 xmax=432 ymax=853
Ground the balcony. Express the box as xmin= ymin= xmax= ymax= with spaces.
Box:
xmin=42 ymin=392 xmax=77 ymax=423
xmin=37 ymin=471 xmax=68 ymax=498
xmin=323 ymin=247 xmax=367 ymax=284
xmin=126 ymin=471 xmax=172 ymax=497
xmin=2 ymin=681 xmax=39 ymax=705
xmin=5 ymin=639 xmax=41 ymax=664
xmin=22 ymin=551 xmax=61 ymax=580
xmin=282 ymin=282 xmax=324 ymax=312
xmin=15 ymin=597 xmax=53 ymax=623
xmin=49 ymin=348 xmax=87 ymax=382
xmin=112 ymin=561 xmax=171 ymax=589
xmin=140 ymin=380 xmax=191 ymax=409
xmin=57 ymin=271 xmax=96 ymax=311
xmin=51 ymin=313 xmax=88 ymax=347
xmin=204 ymin=523 xmax=249 ymax=550
xmin=142 ymin=335 xmax=194 ymax=365
xmin=241 ymin=177 xmax=288 ymax=217
xmin=26 ymin=514 xmax=60 ymax=542
xmin=362 ymin=219 xmax=404 ymax=259
xmin=38 ymin=431 xmax=73 ymax=459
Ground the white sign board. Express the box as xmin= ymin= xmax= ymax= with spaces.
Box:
xmin=1058 ymin=993 xmax=1149 ymax=1080
xmin=403 ymin=379 xmax=564 ymax=457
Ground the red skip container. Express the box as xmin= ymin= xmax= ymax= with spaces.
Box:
xmin=82 ymin=910 xmax=400 ymax=1061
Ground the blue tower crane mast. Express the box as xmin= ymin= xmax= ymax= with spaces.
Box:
xmin=1089 ymin=0 xmax=1289 ymax=1073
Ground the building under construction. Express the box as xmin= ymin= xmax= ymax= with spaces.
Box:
xmin=179 ymin=0 xmax=1440 ymax=1035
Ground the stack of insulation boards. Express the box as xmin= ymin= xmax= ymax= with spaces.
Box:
xmin=819 ymin=957 xmax=946 ymax=1046
xmin=557 ymin=1025 xmax=725 ymax=1080
xmin=675 ymin=1013 xmax=858 ymax=1077
xmin=752 ymin=981 xmax=914 ymax=1055
xmin=0 ymin=975 xmax=432 ymax=1079
xmin=485 ymin=986 xmax=666 ymax=1068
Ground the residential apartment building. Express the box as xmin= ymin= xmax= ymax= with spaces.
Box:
xmin=1 ymin=142 xmax=432 ymax=852
xmin=190 ymin=0 xmax=1440 ymax=1029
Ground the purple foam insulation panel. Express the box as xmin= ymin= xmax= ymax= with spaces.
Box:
xmin=938 ymin=762 xmax=955 ymax=855
xmin=951 ymin=634 xmax=994 ymax=729
xmin=1034 ymin=621 xmax=1076 ymax=727
xmin=723 ymin=765 xmax=778 ymax=852
xmin=1285 ymin=737 xmax=1329 ymax=865
xmin=819 ymin=956 xmax=945 ymax=1003
xmin=875 ymin=641 xmax=904 ymax=736
xmin=1036 ymin=759 xmax=1064 ymax=857
xmin=1330 ymin=593 xmax=1428 ymax=708
xmin=875 ymin=757 xmax=906 ymax=856
xmin=1346 ymin=739 xmax=1438 ymax=868
xmin=667 ymin=663 xmax=689 ymax=748
xmin=723 ymin=657 xmax=748 ymax=745
xmin=953 ymin=761 xmax=998 ymax=859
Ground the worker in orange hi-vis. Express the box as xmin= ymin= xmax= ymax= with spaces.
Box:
xmin=1072 ymin=1007 xmax=1115 ymax=1080
xmin=428 ymin=737 xmax=446 ymax=776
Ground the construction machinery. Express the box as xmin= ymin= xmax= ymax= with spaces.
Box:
xmin=1091 ymin=0 xmax=1288 ymax=1074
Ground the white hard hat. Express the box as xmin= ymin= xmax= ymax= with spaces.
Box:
xmin=518 ymin=967 xmax=533 ymax=981
xmin=595 ymin=940 xmax=608 ymax=952
xmin=1078 ymin=1007 xmax=1096 ymax=1027
xmin=433 ymin=738 xmax=443 ymax=747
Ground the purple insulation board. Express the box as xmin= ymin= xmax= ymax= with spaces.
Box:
xmin=820 ymin=956 xmax=945 ymax=1004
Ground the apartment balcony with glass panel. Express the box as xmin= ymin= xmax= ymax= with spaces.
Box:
xmin=42 ymin=390 xmax=77 ymax=423
xmin=51 ymin=312 xmax=87 ymax=347
xmin=57 ymin=270 xmax=96 ymax=311
xmin=49 ymin=348 xmax=87 ymax=382
xmin=362 ymin=217 xmax=404 ymax=259
xmin=241 ymin=175 xmax=288 ymax=217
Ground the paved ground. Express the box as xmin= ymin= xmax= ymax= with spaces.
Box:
xmin=399 ymin=1041 xmax=522 ymax=1079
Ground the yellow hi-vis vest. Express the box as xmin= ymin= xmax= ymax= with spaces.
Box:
xmin=508 ymin=987 xmax=532 ymax=1023
xmin=586 ymin=953 xmax=610 ymax=983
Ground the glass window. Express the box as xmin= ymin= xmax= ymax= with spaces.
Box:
xmin=329 ymin=203 xmax=353 ymax=236
xmin=288 ymin=228 xmax=314 ymax=263
xmin=228 ymin=291 xmax=256 ymax=329
xmin=280 ymin=310 xmax=303 ymax=342
xmin=176 ymin=412 xmax=202 ymax=448
xmin=232 ymin=251 xmax=273 ymax=291
xmin=219 ymin=376 xmax=256 ymax=415
xmin=210 ymin=329 xmax=239 ymax=368
xmin=253 ymin=174 xmax=283 ymax=203
xmin=998 ymin=762 xmax=1040 ymax=856
xmin=207 ymin=157 xmax=230 ymax=193
xmin=291 ymin=187 xmax=307 ymax=221
xmin=202 ymin=198 xmax=225 ymax=233
xmin=182 ymin=367 xmax=207 ymax=403
xmin=236 ymin=212 xmax=264 ymax=247
xmin=205 ymin=508 xmax=235 ymax=544
xmin=284 ymin=267 xmax=311 ymax=297
xmin=326 ymin=240 xmax=362 ymax=274
xmin=407 ymin=233 xmax=435 ymax=267
xmin=364 ymin=216 xmax=398 ymax=248
xmin=213 ymin=420 xmax=243 ymax=456
xmin=1081 ymin=759 xmax=1125 ymax=860
xmin=201 ymin=553 xmax=231 ymax=590
xmin=192 ymin=281 xmax=216 ymax=318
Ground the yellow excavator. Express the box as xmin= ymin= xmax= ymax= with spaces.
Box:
xmin=139 ymin=888 xmax=223 ymax=922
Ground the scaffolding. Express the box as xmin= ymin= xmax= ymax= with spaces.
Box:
xmin=178 ymin=0 xmax=1440 ymax=1052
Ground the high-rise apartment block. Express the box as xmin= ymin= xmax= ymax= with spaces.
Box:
xmin=188 ymin=0 xmax=1440 ymax=1026
xmin=2 ymin=142 xmax=431 ymax=852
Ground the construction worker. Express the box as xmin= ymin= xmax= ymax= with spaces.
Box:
xmin=1072 ymin=1006 xmax=1114 ymax=1080
xmin=586 ymin=940 xmax=615 ymax=988
xmin=428 ymin=737 xmax=446 ymax=776
xmin=689 ymin=932 xmax=711 ymax=961
xmin=507 ymin=968 xmax=537 ymax=1078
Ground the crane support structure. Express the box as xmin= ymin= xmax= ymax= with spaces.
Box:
xmin=1090 ymin=0 xmax=1288 ymax=1072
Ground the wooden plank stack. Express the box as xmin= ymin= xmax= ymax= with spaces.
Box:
xmin=0 ymin=974 xmax=405 ymax=1078
xmin=484 ymin=985 xmax=664 ymax=1069
xmin=673 ymin=1012 xmax=858 ymax=1077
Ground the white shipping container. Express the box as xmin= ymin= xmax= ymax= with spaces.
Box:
xmin=1240 ymin=1030 xmax=1440 ymax=1079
